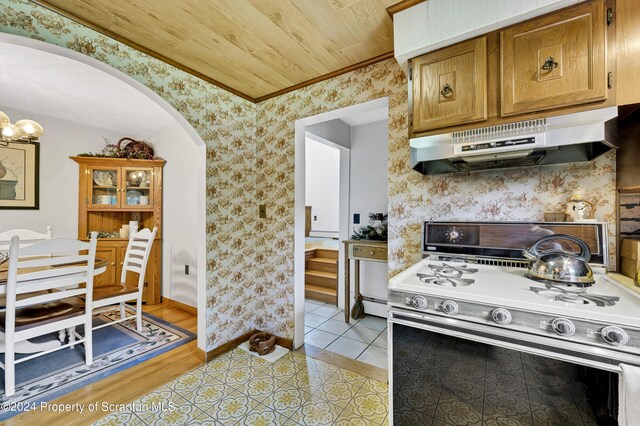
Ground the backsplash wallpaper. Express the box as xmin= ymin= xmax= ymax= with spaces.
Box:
xmin=1 ymin=0 xmax=617 ymax=348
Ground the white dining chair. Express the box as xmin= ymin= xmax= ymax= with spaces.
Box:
xmin=90 ymin=227 xmax=157 ymax=332
xmin=0 ymin=226 xmax=52 ymax=252
xmin=1 ymin=233 xmax=97 ymax=397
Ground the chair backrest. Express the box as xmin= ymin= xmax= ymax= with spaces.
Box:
xmin=121 ymin=227 xmax=157 ymax=291
xmin=5 ymin=233 xmax=98 ymax=317
xmin=0 ymin=226 xmax=52 ymax=252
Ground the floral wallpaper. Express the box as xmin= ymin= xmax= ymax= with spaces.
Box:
xmin=253 ymin=60 xmax=408 ymax=338
xmin=254 ymin=61 xmax=616 ymax=341
xmin=0 ymin=0 xmax=617 ymax=348
xmin=0 ymin=0 xmax=257 ymax=351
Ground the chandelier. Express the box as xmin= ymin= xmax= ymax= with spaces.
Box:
xmin=0 ymin=110 xmax=44 ymax=145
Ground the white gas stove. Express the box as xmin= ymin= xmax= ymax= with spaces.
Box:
xmin=389 ymin=259 xmax=640 ymax=362
xmin=388 ymin=221 xmax=632 ymax=425
xmin=388 ymin=221 xmax=640 ymax=370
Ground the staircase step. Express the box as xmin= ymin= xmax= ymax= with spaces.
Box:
xmin=305 ymin=270 xmax=338 ymax=288
xmin=315 ymin=248 xmax=339 ymax=260
xmin=305 ymin=284 xmax=337 ymax=304
xmin=307 ymin=257 xmax=338 ymax=273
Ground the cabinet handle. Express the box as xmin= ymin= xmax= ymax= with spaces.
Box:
xmin=541 ymin=57 xmax=558 ymax=71
xmin=440 ymin=83 xmax=453 ymax=97
xmin=369 ymin=251 xmax=374 ymax=255
xmin=110 ymin=262 xmax=115 ymax=266
xmin=120 ymin=262 xmax=124 ymax=266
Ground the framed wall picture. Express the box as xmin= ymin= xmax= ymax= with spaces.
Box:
xmin=0 ymin=142 xmax=39 ymax=209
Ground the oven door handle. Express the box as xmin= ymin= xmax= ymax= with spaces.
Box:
xmin=389 ymin=307 xmax=635 ymax=372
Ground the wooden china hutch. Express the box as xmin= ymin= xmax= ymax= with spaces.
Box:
xmin=71 ymin=156 xmax=165 ymax=304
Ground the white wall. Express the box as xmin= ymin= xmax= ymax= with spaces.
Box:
xmin=0 ymin=106 xmax=132 ymax=238
xmin=150 ymin=125 xmax=199 ymax=307
xmin=0 ymin=106 xmax=200 ymax=309
xmin=306 ymin=119 xmax=351 ymax=149
xmin=305 ymin=137 xmax=340 ymax=237
xmin=349 ymin=119 xmax=389 ymax=317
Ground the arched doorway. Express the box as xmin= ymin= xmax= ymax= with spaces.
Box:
xmin=0 ymin=33 xmax=207 ymax=350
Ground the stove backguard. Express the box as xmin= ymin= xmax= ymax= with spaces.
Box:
xmin=422 ymin=221 xmax=608 ymax=267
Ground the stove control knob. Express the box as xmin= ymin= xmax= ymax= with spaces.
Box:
xmin=442 ymin=300 xmax=459 ymax=315
xmin=492 ymin=308 xmax=512 ymax=325
xmin=601 ymin=326 xmax=629 ymax=346
xmin=551 ymin=318 xmax=575 ymax=336
xmin=411 ymin=295 xmax=428 ymax=310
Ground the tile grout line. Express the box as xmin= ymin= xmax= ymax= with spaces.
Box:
xmin=305 ymin=299 xmax=388 ymax=369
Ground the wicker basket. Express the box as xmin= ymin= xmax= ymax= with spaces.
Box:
xmin=249 ymin=332 xmax=276 ymax=356
xmin=116 ymin=137 xmax=154 ymax=160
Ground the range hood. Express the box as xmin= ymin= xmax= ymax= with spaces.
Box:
xmin=410 ymin=107 xmax=618 ymax=175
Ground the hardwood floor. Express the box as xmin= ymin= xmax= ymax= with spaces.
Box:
xmin=5 ymin=303 xmax=201 ymax=426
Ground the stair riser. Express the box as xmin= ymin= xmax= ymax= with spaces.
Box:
xmin=305 ymin=289 xmax=336 ymax=304
xmin=307 ymin=259 xmax=338 ymax=273
xmin=305 ymin=274 xmax=337 ymax=288
xmin=315 ymin=249 xmax=339 ymax=260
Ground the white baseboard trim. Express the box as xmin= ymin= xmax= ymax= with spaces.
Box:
xmin=309 ymin=231 xmax=339 ymax=238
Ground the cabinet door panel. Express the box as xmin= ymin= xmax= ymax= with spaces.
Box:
xmin=501 ymin=0 xmax=606 ymax=116
xmin=122 ymin=167 xmax=154 ymax=210
xmin=87 ymin=166 xmax=120 ymax=209
xmin=94 ymin=246 xmax=117 ymax=287
xmin=412 ymin=36 xmax=487 ymax=132
xmin=617 ymin=0 xmax=640 ymax=106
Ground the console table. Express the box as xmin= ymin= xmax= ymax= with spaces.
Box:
xmin=343 ymin=239 xmax=388 ymax=323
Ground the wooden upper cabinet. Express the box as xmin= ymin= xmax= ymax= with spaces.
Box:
xmin=411 ymin=36 xmax=487 ymax=133
xmin=501 ymin=0 xmax=607 ymax=117
xmin=616 ymin=0 xmax=640 ymax=106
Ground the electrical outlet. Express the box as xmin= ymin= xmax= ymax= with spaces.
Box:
xmin=354 ymin=213 xmax=360 ymax=224
xmin=259 ymin=204 xmax=267 ymax=218
xmin=313 ymin=215 xmax=317 ymax=221
xmin=185 ymin=264 xmax=189 ymax=275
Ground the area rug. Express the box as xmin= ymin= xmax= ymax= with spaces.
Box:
xmin=0 ymin=309 xmax=195 ymax=421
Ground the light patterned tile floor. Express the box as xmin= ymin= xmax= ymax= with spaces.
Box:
xmin=305 ymin=299 xmax=388 ymax=370
xmin=92 ymin=347 xmax=388 ymax=426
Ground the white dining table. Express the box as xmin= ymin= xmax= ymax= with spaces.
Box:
xmin=0 ymin=258 xmax=107 ymax=353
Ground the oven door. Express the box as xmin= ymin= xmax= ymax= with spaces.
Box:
xmin=388 ymin=307 xmax=620 ymax=426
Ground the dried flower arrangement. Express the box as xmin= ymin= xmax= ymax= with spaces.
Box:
xmin=77 ymin=137 xmax=161 ymax=160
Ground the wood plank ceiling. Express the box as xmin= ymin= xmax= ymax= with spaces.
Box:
xmin=36 ymin=0 xmax=402 ymax=102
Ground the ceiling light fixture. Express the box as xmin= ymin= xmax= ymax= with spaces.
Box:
xmin=0 ymin=110 xmax=44 ymax=146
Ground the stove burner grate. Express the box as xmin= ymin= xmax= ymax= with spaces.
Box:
xmin=530 ymin=283 xmax=619 ymax=307
xmin=417 ymin=263 xmax=478 ymax=287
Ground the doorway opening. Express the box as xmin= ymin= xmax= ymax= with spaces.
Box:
xmin=295 ymin=98 xmax=390 ymax=370
xmin=0 ymin=33 xmax=206 ymax=350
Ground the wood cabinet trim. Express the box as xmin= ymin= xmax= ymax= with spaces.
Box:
xmin=71 ymin=156 xmax=166 ymax=167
